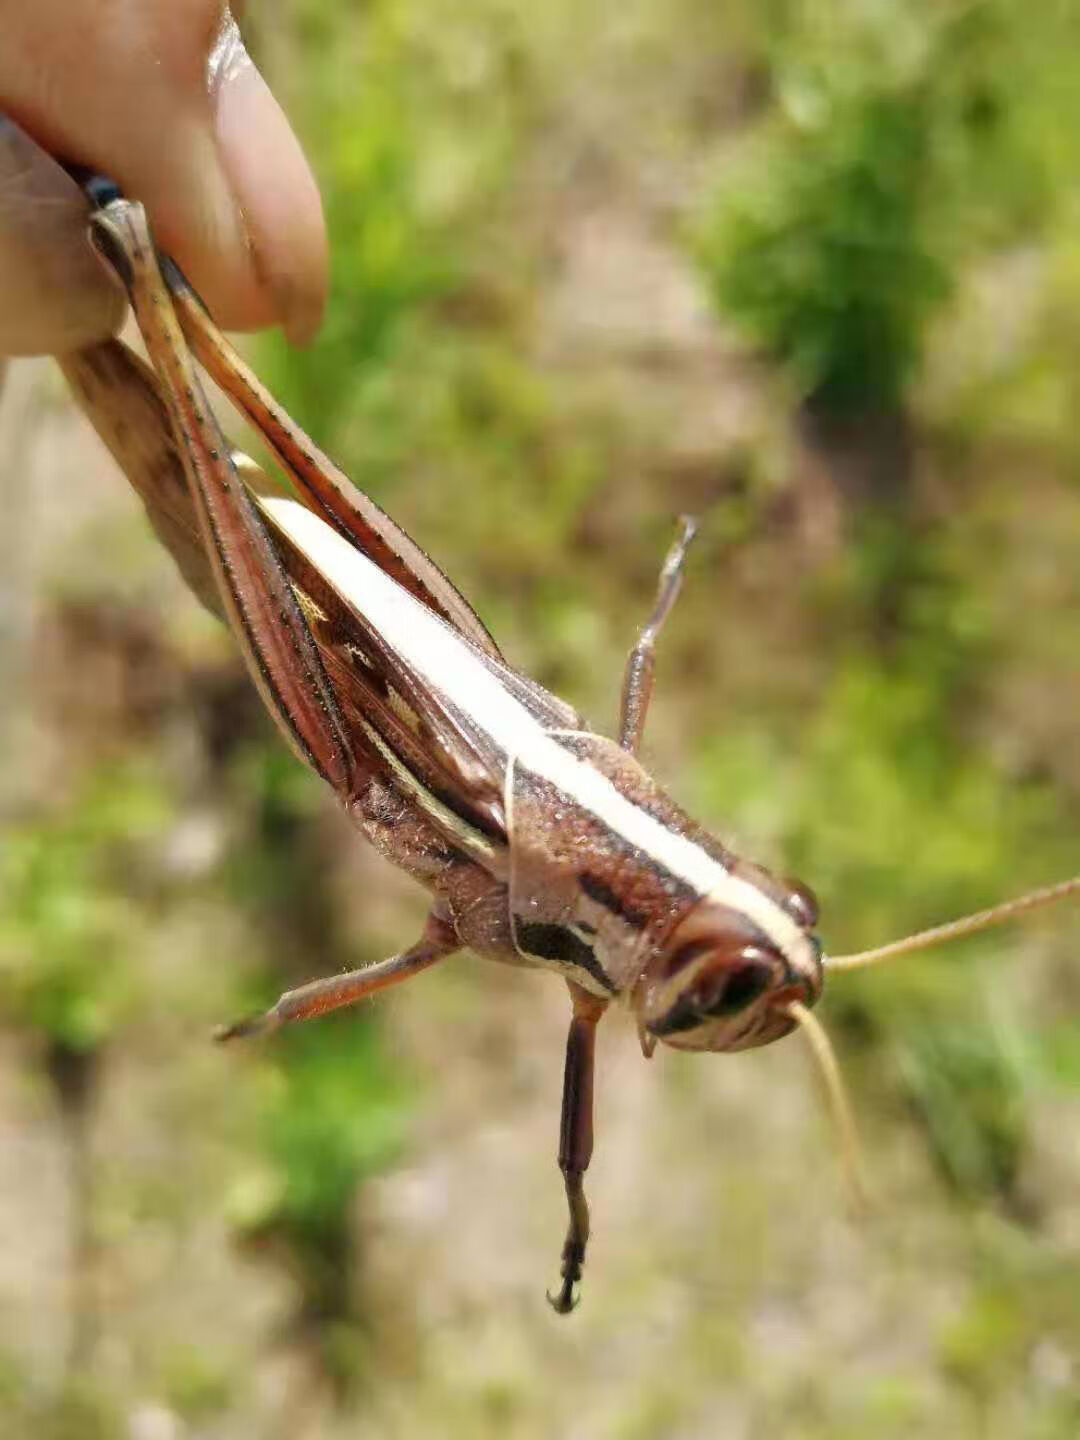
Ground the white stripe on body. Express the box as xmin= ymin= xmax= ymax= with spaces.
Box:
xmin=260 ymin=495 xmax=808 ymax=966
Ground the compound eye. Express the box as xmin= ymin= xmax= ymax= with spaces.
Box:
xmin=782 ymin=878 xmax=819 ymax=930
xmin=697 ymin=947 xmax=773 ymax=1018
xmin=648 ymin=942 xmax=778 ymax=1038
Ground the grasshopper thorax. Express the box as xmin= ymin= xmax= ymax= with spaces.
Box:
xmin=634 ymin=871 xmax=824 ymax=1053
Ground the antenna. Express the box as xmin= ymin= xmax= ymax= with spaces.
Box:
xmin=826 ymin=875 xmax=1080 ymax=973
xmin=787 ymin=1000 xmax=869 ymax=1215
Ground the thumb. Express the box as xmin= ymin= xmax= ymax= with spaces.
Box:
xmin=0 ymin=1 xmax=326 ymax=348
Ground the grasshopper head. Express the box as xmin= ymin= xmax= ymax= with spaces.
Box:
xmin=635 ymin=870 xmax=823 ymax=1053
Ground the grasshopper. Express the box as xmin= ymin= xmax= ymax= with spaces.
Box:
xmin=14 ymin=131 xmax=1076 ymax=1312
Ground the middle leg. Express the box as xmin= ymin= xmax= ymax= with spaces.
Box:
xmin=216 ymin=910 xmax=458 ymax=1041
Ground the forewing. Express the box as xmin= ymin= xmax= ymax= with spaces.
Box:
xmin=253 ymin=488 xmax=588 ymax=845
xmin=61 ymin=339 xmax=514 ymax=853
xmin=165 ymin=264 xmax=506 ymax=663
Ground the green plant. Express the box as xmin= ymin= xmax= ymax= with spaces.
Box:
xmin=700 ymin=78 xmax=948 ymax=417
xmin=693 ymin=2 xmax=1072 ymax=419
xmin=221 ymin=740 xmax=412 ymax=1392
xmin=0 ymin=761 xmax=169 ymax=1056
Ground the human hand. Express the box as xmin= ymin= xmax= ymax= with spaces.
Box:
xmin=0 ymin=1 xmax=326 ymax=357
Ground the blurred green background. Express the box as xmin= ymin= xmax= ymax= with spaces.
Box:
xmin=2 ymin=1 xmax=1080 ymax=1436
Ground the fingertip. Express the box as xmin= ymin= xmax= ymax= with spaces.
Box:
xmin=213 ymin=57 xmax=328 ymax=346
